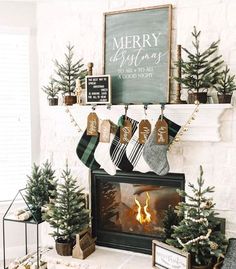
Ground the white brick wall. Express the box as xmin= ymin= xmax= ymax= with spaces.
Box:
xmin=37 ymin=0 xmax=236 ymax=242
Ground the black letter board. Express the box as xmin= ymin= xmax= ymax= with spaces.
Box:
xmin=85 ymin=75 xmax=111 ymax=104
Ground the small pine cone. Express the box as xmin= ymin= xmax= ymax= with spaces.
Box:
xmin=210 ymin=241 xmax=218 ymax=250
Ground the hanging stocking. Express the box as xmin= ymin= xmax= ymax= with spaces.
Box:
xmin=76 ymin=129 xmax=100 ymax=170
xmin=94 ymin=120 xmax=117 ymax=175
xmin=143 ymin=116 xmax=181 ymax=175
xmin=110 ymin=115 xmax=138 ymax=172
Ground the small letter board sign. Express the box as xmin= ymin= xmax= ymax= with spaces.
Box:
xmin=85 ymin=75 xmax=111 ymax=104
xmin=152 ymin=240 xmax=191 ymax=269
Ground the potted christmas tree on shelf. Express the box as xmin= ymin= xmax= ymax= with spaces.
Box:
xmin=54 ymin=43 xmax=86 ymax=106
xmin=215 ymin=65 xmax=236 ymax=103
xmin=43 ymin=162 xmax=90 ymax=256
xmin=42 ymin=77 xmax=59 ymax=106
xmin=175 ymin=27 xmax=224 ymax=104
xmin=167 ymin=166 xmax=228 ymax=269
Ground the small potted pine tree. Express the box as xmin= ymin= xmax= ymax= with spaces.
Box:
xmin=43 ymin=162 xmax=90 ymax=256
xmin=167 ymin=166 xmax=228 ymax=269
xmin=42 ymin=77 xmax=59 ymax=106
xmin=216 ymin=65 xmax=236 ymax=103
xmin=54 ymin=43 xmax=86 ymax=106
xmin=175 ymin=27 xmax=224 ymax=104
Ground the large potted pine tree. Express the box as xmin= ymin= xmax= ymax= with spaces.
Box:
xmin=175 ymin=27 xmax=224 ymax=103
xmin=54 ymin=43 xmax=86 ymax=106
xmin=167 ymin=166 xmax=228 ymax=268
xmin=43 ymin=162 xmax=90 ymax=256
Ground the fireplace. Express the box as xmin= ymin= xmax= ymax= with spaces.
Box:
xmin=91 ymin=170 xmax=185 ymax=254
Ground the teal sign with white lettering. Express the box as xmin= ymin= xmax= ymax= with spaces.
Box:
xmin=104 ymin=5 xmax=171 ymax=104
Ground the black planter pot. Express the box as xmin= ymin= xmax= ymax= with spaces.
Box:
xmin=55 ymin=239 xmax=74 ymax=256
xmin=188 ymin=91 xmax=208 ymax=104
xmin=217 ymin=94 xmax=232 ymax=104
xmin=48 ymin=98 xmax=58 ymax=106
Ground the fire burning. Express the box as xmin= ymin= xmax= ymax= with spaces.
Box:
xmin=134 ymin=192 xmax=151 ymax=225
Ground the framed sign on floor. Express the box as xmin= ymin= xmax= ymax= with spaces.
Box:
xmin=103 ymin=5 xmax=172 ymax=104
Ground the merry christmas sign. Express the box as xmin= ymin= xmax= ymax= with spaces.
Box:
xmin=104 ymin=5 xmax=172 ymax=104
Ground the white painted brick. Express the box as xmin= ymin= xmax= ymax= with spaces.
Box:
xmin=176 ymin=7 xmax=199 ymax=45
xmin=226 ymin=1 xmax=236 ymax=27
xmin=198 ymin=3 xmax=227 ymax=33
xmin=219 ymin=121 xmax=234 ymax=142
xmin=228 ymin=48 xmax=236 ymax=67
xmin=183 ymin=142 xmax=214 ymax=165
xmin=168 ymin=144 xmax=184 ymax=173
xmin=108 ymin=0 xmax=125 ymax=10
xmin=138 ymin=0 xmax=176 ymax=6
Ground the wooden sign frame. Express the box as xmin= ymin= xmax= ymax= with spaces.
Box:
xmin=103 ymin=5 xmax=172 ymax=105
xmin=85 ymin=75 xmax=111 ymax=104
xmin=152 ymin=240 xmax=191 ymax=269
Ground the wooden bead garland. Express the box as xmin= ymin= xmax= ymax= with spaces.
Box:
xmin=168 ymin=100 xmax=200 ymax=151
xmin=65 ymin=107 xmax=82 ymax=132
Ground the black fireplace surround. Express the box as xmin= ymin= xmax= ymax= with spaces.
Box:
xmin=91 ymin=169 xmax=185 ymax=254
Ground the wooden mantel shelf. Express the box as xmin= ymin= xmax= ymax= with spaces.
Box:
xmin=46 ymin=103 xmax=233 ymax=142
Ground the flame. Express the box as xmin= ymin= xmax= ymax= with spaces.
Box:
xmin=134 ymin=192 xmax=151 ymax=225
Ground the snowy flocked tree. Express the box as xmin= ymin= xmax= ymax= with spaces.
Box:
xmin=167 ymin=166 xmax=227 ymax=266
xmin=25 ymin=163 xmax=48 ymax=221
xmin=41 ymin=160 xmax=57 ymax=202
xmin=44 ymin=162 xmax=90 ymax=242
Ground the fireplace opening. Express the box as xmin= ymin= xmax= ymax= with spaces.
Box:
xmin=91 ymin=170 xmax=185 ymax=254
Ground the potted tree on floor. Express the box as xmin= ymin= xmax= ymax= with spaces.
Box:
xmin=25 ymin=164 xmax=48 ymax=222
xmin=42 ymin=77 xmax=59 ymax=106
xmin=175 ymin=27 xmax=224 ymax=103
xmin=167 ymin=166 xmax=228 ymax=269
xmin=54 ymin=43 xmax=86 ymax=106
xmin=215 ymin=65 xmax=236 ymax=103
xmin=43 ymin=162 xmax=90 ymax=256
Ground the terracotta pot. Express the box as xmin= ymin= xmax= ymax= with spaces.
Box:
xmin=55 ymin=239 xmax=74 ymax=256
xmin=64 ymin=95 xmax=77 ymax=106
xmin=188 ymin=91 xmax=208 ymax=104
xmin=48 ymin=98 xmax=58 ymax=106
xmin=217 ymin=94 xmax=232 ymax=104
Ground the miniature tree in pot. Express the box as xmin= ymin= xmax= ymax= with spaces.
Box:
xmin=215 ymin=65 xmax=236 ymax=103
xmin=175 ymin=27 xmax=224 ymax=103
xmin=54 ymin=43 xmax=86 ymax=105
xmin=167 ymin=166 xmax=227 ymax=268
xmin=42 ymin=77 xmax=59 ymax=106
xmin=43 ymin=162 xmax=90 ymax=256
